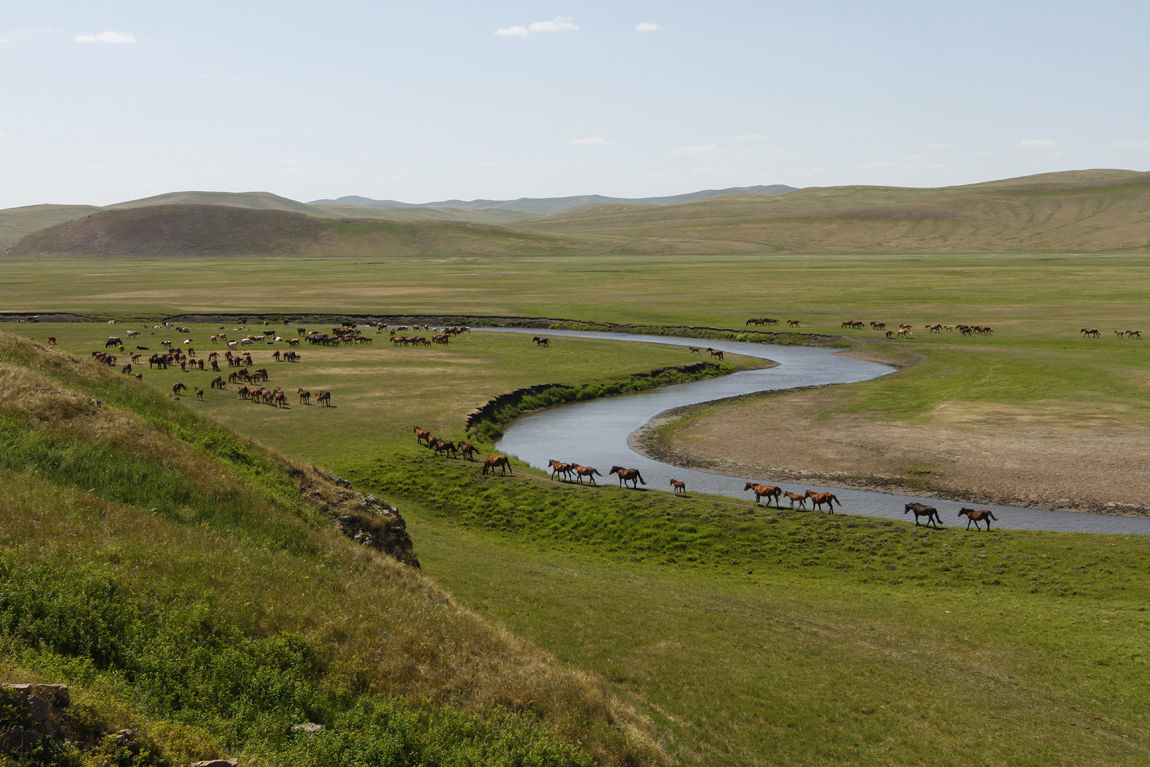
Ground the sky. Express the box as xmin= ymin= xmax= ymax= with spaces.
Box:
xmin=2 ymin=0 xmax=1149 ymax=209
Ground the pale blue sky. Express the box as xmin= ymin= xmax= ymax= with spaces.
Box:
xmin=2 ymin=1 xmax=1148 ymax=208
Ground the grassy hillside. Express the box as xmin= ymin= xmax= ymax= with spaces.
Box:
xmin=518 ymin=169 xmax=1150 ymax=253
xmin=0 ymin=204 xmax=101 ymax=249
xmin=1 ymin=204 xmax=583 ymax=259
xmin=0 ymin=331 xmax=663 ymax=766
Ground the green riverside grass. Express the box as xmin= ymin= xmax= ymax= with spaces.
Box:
xmin=1 ymin=250 xmax=1148 ymax=765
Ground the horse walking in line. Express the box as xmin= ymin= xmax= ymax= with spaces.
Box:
xmin=609 ymin=466 xmax=646 ymax=489
xmin=805 ymin=489 xmax=841 ymax=512
xmin=783 ymin=491 xmax=808 ymax=509
xmin=670 ymin=478 xmax=687 ymax=495
xmin=744 ymin=482 xmax=782 ymax=507
xmin=482 ymin=454 xmax=512 ymax=476
xmin=572 ymin=464 xmax=602 ymax=485
xmin=458 ymin=442 xmax=477 ymax=461
xmin=548 ymin=459 xmax=574 ymax=481
xmin=413 ymin=426 xmax=432 ymax=445
xmin=904 ymin=502 xmax=943 ymax=528
xmin=958 ymin=507 xmax=998 ymax=531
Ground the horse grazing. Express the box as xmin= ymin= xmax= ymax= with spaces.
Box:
xmin=548 ymin=459 xmax=574 ymax=481
xmin=744 ymin=482 xmax=782 ymax=507
xmin=482 ymin=454 xmax=512 ymax=476
xmin=669 ymin=478 xmax=687 ymax=495
xmin=172 ymin=382 xmax=188 ymax=397
xmin=958 ymin=507 xmax=998 ymax=531
xmin=572 ymin=464 xmax=602 ymax=485
xmin=805 ymin=489 xmax=841 ymax=512
xmin=194 ymin=387 xmax=204 ymax=401
xmin=904 ymin=502 xmax=943 ymax=528
xmin=609 ymin=466 xmax=646 ymax=489
xmin=783 ymin=491 xmax=808 ymax=509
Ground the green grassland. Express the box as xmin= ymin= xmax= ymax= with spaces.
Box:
xmin=2 ymin=246 xmax=1150 ymax=765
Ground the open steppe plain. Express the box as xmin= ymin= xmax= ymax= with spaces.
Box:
xmin=4 ymin=249 xmax=1150 ymax=766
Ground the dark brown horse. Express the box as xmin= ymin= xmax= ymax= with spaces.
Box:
xmin=482 ymin=454 xmax=512 ymax=476
xmin=431 ymin=439 xmax=457 ymax=458
xmin=904 ymin=502 xmax=943 ymax=528
xmin=744 ymin=482 xmax=782 ymax=507
xmin=413 ymin=426 xmax=432 ymax=445
xmin=609 ymin=466 xmax=646 ymax=488
xmin=458 ymin=442 xmax=477 ymax=461
xmin=708 ymin=348 xmax=724 ymax=360
xmin=805 ymin=489 xmax=841 ymax=512
xmin=172 ymin=381 xmax=187 ymax=397
xmin=958 ymin=507 xmax=998 ymax=531
xmin=669 ymin=478 xmax=687 ymax=495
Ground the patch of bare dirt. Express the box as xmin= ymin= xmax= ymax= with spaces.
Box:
xmin=632 ymin=388 xmax=1150 ymax=517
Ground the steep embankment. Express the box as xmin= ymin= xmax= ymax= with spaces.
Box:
xmin=1 ymin=204 xmax=583 ymax=258
xmin=0 ymin=331 xmax=663 ymax=766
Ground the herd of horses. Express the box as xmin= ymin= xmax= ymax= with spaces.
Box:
xmin=1080 ymin=327 xmax=1142 ymax=339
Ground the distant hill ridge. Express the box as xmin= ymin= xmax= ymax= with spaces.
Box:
xmin=310 ymin=185 xmax=799 ymax=214
xmin=4 ymin=170 xmax=1148 ymax=257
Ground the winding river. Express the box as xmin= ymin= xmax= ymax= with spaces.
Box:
xmin=486 ymin=328 xmax=1150 ymax=536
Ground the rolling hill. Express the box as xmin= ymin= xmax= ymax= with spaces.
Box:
xmin=3 ymin=170 xmax=1148 ymax=258
xmin=1 ymin=204 xmax=583 ymax=258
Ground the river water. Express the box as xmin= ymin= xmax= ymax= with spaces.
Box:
xmin=485 ymin=328 xmax=1150 ymax=536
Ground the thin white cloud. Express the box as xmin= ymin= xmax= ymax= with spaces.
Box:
xmin=529 ymin=17 xmax=579 ymax=33
xmin=1113 ymin=139 xmax=1150 ymax=148
xmin=498 ymin=17 xmax=579 ymax=36
xmin=74 ymin=30 xmax=136 ymax=44
xmin=635 ymin=22 xmax=665 ymax=32
xmin=860 ymin=155 xmax=943 ymax=170
xmin=571 ymin=137 xmax=609 ymax=145
xmin=672 ymin=144 xmax=725 ymax=156
xmin=1018 ymin=139 xmax=1056 ymax=149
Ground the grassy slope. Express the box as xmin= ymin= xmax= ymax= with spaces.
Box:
xmin=1 ymin=204 xmax=582 ymax=259
xmin=0 ymin=332 xmax=664 ymax=766
xmin=0 ymin=204 xmax=101 ymax=249
xmin=518 ymin=170 xmax=1150 ymax=253
xmin=9 ymin=317 xmax=1149 ymax=766
xmin=4 ymin=170 xmax=1150 ymax=257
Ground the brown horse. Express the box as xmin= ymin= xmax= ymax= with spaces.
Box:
xmin=194 ymin=387 xmax=204 ymax=400
xmin=805 ymin=489 xmax=841 ymax=512
xmin=958 ymin=507 xmax=998 ymax=531
xmin=787 ymin=319 xmax=801 ymax=327
xmin=458 ymin=442 xmax=477 ymax=461
xmin=316 ymin=391 xmax=331 ymax=407
xmin=548 ymin=459 xmax=574 ymax=481
xmin=609 ymin=466 xmax=646 ymax=488
xmin=904 ymin=502 xmax=943 ymax=528
xmin=482 ymin=454 xmax=512 ymax=476
xmin=413 ymin=426 xmax=432 ymax=445
xmin=172 ymin=382 xmax=187 ymax=397
xmin=783 ymin=491 xmax=808 ymax=509
xmin=669 ymin=478 xmax=687 ymax=495
xmin=572 ymin=464 xmax=602 ymax=485
xmin=744 ymin=482 xmax=782 ymax=507
xmin=431 ymin=439 xmax=457 ymax=458
xmin=708 ymin=348 xmax=724 ymax=360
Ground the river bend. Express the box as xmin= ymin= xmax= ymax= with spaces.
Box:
xmin=484 ymin=328 xmax=1150 ymax=536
